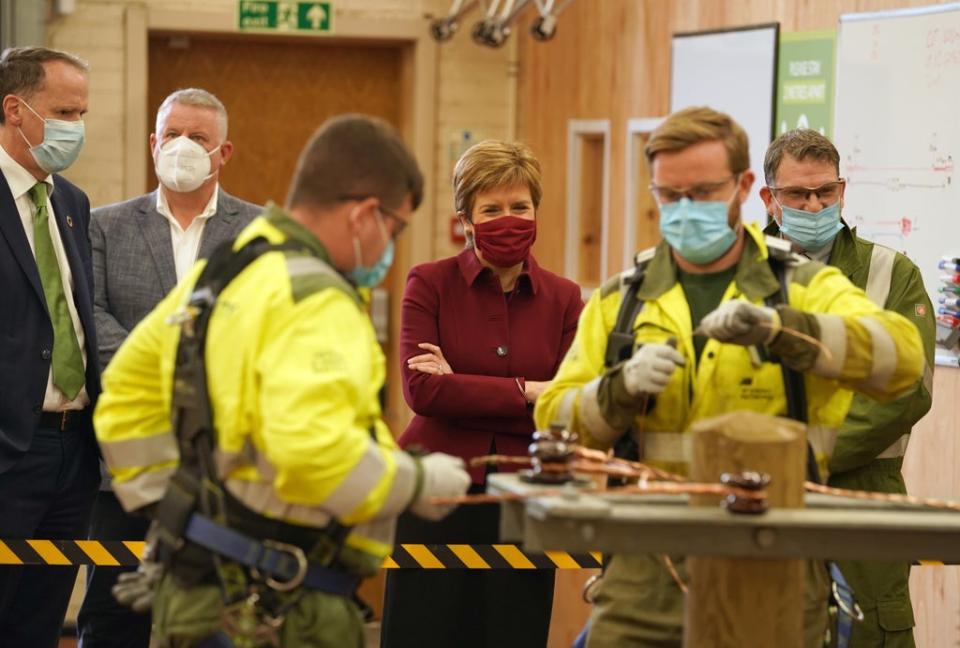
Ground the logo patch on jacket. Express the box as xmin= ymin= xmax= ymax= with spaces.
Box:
xmin=916 ymin=303 xmax=928 ymax=317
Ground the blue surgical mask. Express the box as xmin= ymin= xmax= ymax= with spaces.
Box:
xmin=778 ymin=200 xmax=843 ymax=252
xmin=16 ymin=98 xmax=85 ymax=174
xmin=349 ymin=212 xmax=394 ymax=288
xmin=659 ymin=191 xmax=738 ymax=264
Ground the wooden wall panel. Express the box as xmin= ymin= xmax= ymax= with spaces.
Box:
xmin=517 ymin=2 xmax=959 ymax=646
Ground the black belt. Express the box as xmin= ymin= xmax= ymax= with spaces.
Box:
xmin=38 ymin=408 xmax=89 ymax=431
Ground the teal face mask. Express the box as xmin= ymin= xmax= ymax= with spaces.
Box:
xmin=659 ymin=191 xmax=738 ymax=264
xmin=778 ymin=200 xmax=843 ymax=252
xmin=17 ymin=98 xmax=85 ymax=174
xmin=349 ymin=212 xmax=394 ymax=288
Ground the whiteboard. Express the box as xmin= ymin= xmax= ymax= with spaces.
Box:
xmin=835 ymin=4 xmax=960 ymax=366
xmin=671 ymin=24 xmax=779 ymax=227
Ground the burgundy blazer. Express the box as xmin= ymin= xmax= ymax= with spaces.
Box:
xmin=398 ymin=248 xmax=583 ymax=483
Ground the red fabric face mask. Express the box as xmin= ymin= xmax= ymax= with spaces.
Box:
xmin=472 ymin=215 xmax=537 ymax=267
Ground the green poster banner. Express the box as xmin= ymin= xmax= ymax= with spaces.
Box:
xmin=776 ymin=30 xmax=837 ymax=139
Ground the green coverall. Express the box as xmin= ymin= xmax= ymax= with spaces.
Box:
xmin=765 ymin=222 xmax=936 ymax=647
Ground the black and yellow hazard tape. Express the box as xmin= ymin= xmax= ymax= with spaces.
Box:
xmin=0 ymin=540 xmax=950 ymax=569
xmin=383 ymin=544 xmax=602 ymax=569
xmin=0 ymin=540 xmax=601 ymax=569
xmin=0 ymin=539 xmax=146 ymax=566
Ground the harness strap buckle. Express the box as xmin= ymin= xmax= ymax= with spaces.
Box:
xmin=252 ymin=540 xmax=308 ymax=593
xmin=831 ymin=578 xmax=865 ymax=622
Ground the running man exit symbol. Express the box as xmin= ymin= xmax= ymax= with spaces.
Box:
xmin=238 ymin=1 xmax=332 ymax=33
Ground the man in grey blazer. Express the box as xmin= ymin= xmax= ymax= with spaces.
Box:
xmin=79 ymin=88 xmax=260 ymax=648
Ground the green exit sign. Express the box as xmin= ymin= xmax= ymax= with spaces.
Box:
xmin=238 ymin=1 xmax=333 ymax=33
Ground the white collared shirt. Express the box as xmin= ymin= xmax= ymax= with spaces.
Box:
xmin=0 ymin=143 xmax=89 ymax=412
xmin=156 ymin=185 xmax=219 ymax=282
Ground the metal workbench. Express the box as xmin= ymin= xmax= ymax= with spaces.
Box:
xmin=489 ymin=473 xmax=960 ymax=563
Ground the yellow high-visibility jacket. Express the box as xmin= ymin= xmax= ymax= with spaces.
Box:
xmin=95 ymin=205 xmax=418 ymax=574
xmin=535 ymin=223 xmax=924 ymax=478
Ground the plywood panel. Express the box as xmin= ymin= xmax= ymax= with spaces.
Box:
xmin=904 ymin=367 xmax=960 ymax=648
xmin=577 ymin=134 xmax=605 ymax=286
xmin=631 ymin=131 xmax=660 ymax=253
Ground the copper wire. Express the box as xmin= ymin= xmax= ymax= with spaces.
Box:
xmin=692 ymin=321 xmax=833 ymax=364
xmin=426 ymin=478 xmax=764 ymax=506
xmin=662 ymin=554 xmax=688 ymax=595
xmin=804 ymin=482 xmax=960 ymax=513
xmin=457 ymin=450 xmax=960 ymax=513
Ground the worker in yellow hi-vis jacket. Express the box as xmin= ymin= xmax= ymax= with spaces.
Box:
xmin=94 ymin=115 xmax=470 ymax=648
xmin=535 ymin=107 xmax=924 ymax=648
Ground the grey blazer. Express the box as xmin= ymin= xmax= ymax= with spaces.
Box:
xmin=90 ymin=188 xmax=261 ymax=368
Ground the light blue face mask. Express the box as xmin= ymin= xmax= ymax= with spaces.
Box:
xmin=659 ymin=188 xmax=739 ymax=264
xmin=17 ymin=98 xmax=85 ymax=174
xmin=349 ymin=211 xmax=394 ymax=288
xmin=778 ymin=200 xmax=843 ymax=252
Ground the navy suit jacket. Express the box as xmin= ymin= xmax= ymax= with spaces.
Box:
xmin=0 ymin=170 xmax=100 ymax=472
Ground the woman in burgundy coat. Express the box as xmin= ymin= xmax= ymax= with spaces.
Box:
xmin=380 ymin=140 xmax=583 ymax=647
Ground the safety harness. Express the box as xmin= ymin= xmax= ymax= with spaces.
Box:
xmin=603 ymin=238 xmax=861 ymax=646
xmin=153 ymin=237 xmax=360 ymax=648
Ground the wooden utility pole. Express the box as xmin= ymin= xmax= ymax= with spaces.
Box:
xmin=683 ymin=411 xmax=808 ymax=648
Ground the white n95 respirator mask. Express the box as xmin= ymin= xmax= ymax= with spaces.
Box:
xmin=154 ymin=136 xmax=220 ymax=193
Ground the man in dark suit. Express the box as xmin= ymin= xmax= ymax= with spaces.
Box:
xmin=78 ymin=88 xmax=260 ymax=648
xmin=0 ymin=46 xmax=101 ymax=647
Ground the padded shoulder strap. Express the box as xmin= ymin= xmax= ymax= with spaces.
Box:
xmin=604 ymin=252 xmax=654 ymax=368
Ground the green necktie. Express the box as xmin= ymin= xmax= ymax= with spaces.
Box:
xmin=29 ymin=183 xmax=85 ymax=400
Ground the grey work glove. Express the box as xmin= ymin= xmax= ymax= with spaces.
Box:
xmin=697 ymin=301 xmax=781 ymax=347
xmin=112 ymin=521 xmax=164 ymax=613
xmin=410 ymin=453 xmax=471 ymax=521
xmin=112 ymin=560 xmax=164 ymax=613
xmin=622 ymin=343 xmax=686 ymax=397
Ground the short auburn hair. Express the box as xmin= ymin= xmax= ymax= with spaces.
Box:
xmin=645 ymin=106 xmax=750 ymax=174
xmin=453 ymin=140 xmax=542 ymax=218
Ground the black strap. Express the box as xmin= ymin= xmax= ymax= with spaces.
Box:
xmin=604 ymin=264 xmax=648 ymax=368
xmin=764 ymin=256 xmax=822 ymax=484
xmin=604 ymin=262 xmax=649 ymax=468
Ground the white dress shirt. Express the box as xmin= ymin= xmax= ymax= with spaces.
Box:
xmin=0 ymin=143 xmax=89 ymax=411
xmin=156 ymin=185 xmax=220 ymax=282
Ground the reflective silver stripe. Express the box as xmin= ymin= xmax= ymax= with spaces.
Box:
xmin=378 ymin=451 xmax=418 ymax=518
xmin=286 ymin=255 xmax=334 ymax=279
xmin=351 ymin=517 xmax=395 ymax=549
xmin=865 ymin=245 xmax=896 ymax=307
xmin=923 ymin=361 xmax=934 ymax=393
xmin=285 ymin=254 xmax=353 ymax=292
xmin=322 ymin=440 xmax=388 ymax=518
xmin=812 ymin=314 xmax=847 ymax=378
xmin=643 ymin=432 xmax=691 ymax=464
xmin=100 ymin=433 xmax=179 ymax=471
xmin=225 ymin=478 xmax=333 ymax=528
xmin=856 ymin=316 xmax=898 ymax=392
xmin=556 ymin=388 xmax=578 ymax=426
xmin=806 ymin=426 xmax=838 ymax=461
xmin=579 ymin=378 xmax=621 ymax=444
xmin=113 ymin=465 xmax=177 ymax=511
xmin=876 ymin=434 xmax=910 ymax=459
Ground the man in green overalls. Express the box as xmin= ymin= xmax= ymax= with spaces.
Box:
xmin=761 ymin=129 xmax=935 ymax=647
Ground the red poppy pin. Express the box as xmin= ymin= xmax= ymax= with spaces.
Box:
xmin=66 ymin=216 xmax=74 ymax=228
xmin=916 ymin=303 xmax=927 ymax=317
